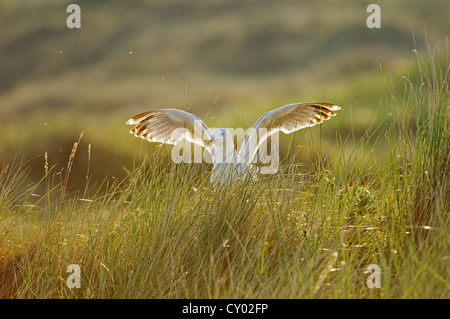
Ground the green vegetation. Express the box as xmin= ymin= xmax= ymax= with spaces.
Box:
xmin=0 ymin=39 xmax=448 ymax=298
xmin=1 ymin=0 xmax=449 ymax=187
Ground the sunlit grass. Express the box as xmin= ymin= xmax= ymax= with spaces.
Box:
xmin=0 ymin=42 xmax=449 ymax=299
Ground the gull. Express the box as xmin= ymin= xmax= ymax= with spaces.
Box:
xmin=126 ymin=102 xmax=341 ymax=186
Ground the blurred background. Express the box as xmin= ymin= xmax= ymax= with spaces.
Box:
xmin=0 ymin=0 xmax=449 ymax=189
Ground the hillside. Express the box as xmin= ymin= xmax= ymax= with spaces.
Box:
xmin=0 ymin=0 xmax=449 ymax=187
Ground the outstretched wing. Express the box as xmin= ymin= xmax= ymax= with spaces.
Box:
xmin=238 ymin=102 xmax=341 ymax=164
xmin=126 ymin=108 xmax=214 ymax=154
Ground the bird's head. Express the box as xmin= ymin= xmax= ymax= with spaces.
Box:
xmin=206 ymin=129 xmax=236 ymax=163
xmin=207 ymin=128 xmax=233 ymax=146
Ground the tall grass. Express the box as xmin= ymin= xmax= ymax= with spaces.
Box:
xmin=0 ymin=42 xmax=448 ymax=298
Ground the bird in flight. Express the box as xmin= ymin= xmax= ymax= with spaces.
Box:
xmin=126 ymin=102 xmax=341 ymax=186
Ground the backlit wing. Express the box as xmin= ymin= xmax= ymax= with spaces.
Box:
xmin=126 ymin=108 xmax=214 ymax=154
xmin=238 ymin=102 xmax=341 ymax=164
